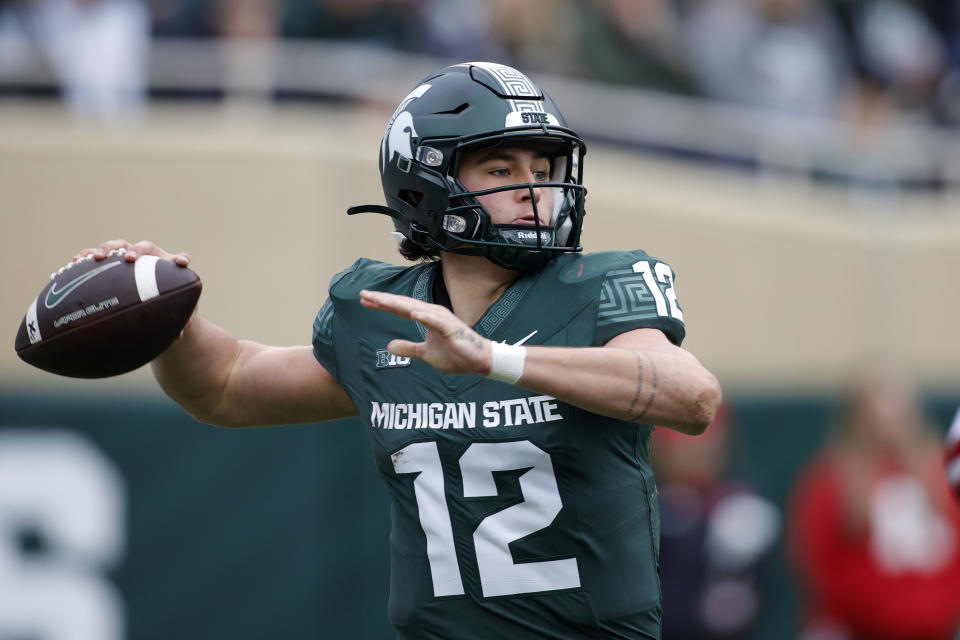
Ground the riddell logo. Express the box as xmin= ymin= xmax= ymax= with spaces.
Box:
xmin=517 ymin=231 xmax=549 ymax=240
xmin=376 ymin=349 xmax=411 ymax=369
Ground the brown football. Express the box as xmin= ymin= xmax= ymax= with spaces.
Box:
xmin=14 ymin=250 xmax=201 ymax=378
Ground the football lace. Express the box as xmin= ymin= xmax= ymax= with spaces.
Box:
xmin=50 ymin=247 xmax=128 ymax=280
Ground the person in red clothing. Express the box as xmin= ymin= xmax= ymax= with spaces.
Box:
xmin=789 ymin=365 xmax=960 ymax=640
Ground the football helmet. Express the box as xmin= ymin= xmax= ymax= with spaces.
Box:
xmin=348 ymin=62 xmax=588 ymax=271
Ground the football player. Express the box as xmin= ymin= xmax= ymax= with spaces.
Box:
xmin=85 ymin=62 xmax=721 ymax=639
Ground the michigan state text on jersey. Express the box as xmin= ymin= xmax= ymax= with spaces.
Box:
xmin=314 ymin=250 xmax=687 ymax=639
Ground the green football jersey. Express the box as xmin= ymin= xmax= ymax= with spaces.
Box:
xmin=313 ymin=250 xmax=685 ymax=640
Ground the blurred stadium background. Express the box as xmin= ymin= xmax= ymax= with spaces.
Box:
xmin=1 ymin=0 xmax=960 ymax=638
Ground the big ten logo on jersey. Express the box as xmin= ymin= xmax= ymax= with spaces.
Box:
xmin=376 ymin=349 xmax=411 ymax=369
xmin=0 ymin=430 xmax=126 ymax=639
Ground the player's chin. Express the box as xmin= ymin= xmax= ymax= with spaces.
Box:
xmin=505 ymin=216 xmax=552 ymax=226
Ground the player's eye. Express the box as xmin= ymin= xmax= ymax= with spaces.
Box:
xmin=533 ymin=170 xmax=549 ymax=182
xmin=488 ymin=168 xmax=510 ymax=177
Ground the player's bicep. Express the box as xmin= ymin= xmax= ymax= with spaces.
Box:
xmin=217 ymin=343 xmax=357 ymax=427
xmin=603 ymin=327 xmax=675 ymax=351
xmin=604 ymin=326 xmax=711 ymax=384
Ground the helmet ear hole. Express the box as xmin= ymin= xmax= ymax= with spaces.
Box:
xmin=399 ymin=189 xmax=424 ymax=207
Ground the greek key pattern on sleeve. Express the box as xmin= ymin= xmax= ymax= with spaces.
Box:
xmin=313 ymin=299 xmax=335 ymax=347
xmin=597 ymin=269 xmax=662 ymax=328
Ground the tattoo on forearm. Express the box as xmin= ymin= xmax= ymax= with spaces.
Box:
xmin=627 ymin=354 xmax=644 ymax=416
xmin=628 ymin=353 xmax=658 ymax=422
xmin=454 ymin=327 xmax=484 ymax=350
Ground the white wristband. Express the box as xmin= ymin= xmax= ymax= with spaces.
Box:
xmin=487 ymin=342 xmax=526 ymax=384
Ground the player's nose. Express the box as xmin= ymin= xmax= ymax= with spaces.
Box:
xmin=515 ymin=175 xmax=542 ymax=203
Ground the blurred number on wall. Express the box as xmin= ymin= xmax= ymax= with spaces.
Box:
xmin=0 ymin=430 xmax=125 ymax=640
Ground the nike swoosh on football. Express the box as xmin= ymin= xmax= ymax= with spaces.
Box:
xmin=44 ymin=261 xmax=121 ymax=309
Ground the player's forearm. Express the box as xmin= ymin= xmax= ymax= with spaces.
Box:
xmin=151 ymin=314 xmax=242 ymax=424
xmin=515 ymin=345 xmax=721 ymax=434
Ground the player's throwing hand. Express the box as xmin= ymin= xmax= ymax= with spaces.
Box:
xmin=76 ymin=239 xmax=191 ymax=267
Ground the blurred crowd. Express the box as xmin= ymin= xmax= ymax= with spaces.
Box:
xmin=789 ymin=365 xmax=960 ymax=640
xmin=653 ymin=367 xmax=960 ymax=640
xmin=1 ymin=0 xmax=960 ymax=126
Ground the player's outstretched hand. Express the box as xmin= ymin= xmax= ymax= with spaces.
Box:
xmin=359 ymin=289 xmax=492 ymax=376
xmin=76 ymin=239 xmax=191 ymax=267
xmin=75 ymin=239 xmax=196 ymax=337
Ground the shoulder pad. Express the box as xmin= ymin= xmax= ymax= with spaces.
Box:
xmin=328 ymin=258 xmax=410 ymax=301
xmin=551 ymin=250 xmax=652 ymax=283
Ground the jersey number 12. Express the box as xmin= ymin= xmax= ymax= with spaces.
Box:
xmin=392 ymin=439 xmax=581 ymax=598
xmin=632 ymin=260 xmax=683 ymax=321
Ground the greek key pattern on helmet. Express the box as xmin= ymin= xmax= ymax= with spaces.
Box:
xmin=510 ymin=100 xmax=542 ymax=112
xmin=472 ymin=62 xmax=539 ymax=98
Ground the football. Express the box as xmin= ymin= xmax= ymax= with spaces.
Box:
xmin=14 ymin=249 xmax=202 ymax=378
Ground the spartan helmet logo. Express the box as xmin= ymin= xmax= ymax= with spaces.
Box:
xmin=381 ymin=84 xmax=431 ymax=169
